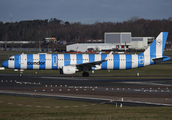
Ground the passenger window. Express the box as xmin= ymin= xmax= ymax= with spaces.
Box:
xmin=9 ymin=58 xmax=14 ymax=60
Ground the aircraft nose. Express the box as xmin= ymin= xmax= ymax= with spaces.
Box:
xmin=2 ymin=60 xmax=8 ymax=68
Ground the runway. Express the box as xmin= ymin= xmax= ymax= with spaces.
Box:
xmin=0 ymin=74 xmax=172 ymax=106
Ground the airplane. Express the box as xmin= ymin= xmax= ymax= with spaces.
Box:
xmin=2 ymin=32 xmax=171 ymax=77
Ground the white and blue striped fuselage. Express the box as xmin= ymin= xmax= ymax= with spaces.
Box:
xmin=5 ymin=53 xmax=169 ymax=70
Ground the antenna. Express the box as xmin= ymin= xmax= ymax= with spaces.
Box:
xmin=10 ymin=14 xmax=12 ymax=23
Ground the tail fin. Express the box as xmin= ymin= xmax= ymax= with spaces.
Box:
xmin=144 ymin=32 xmax=168 ymax=58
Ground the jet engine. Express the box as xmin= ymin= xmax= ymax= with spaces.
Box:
xmin=60 ymin=66 xmax=76 ymax=74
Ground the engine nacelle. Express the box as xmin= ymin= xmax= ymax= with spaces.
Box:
xmin=61 ymin=66 xmax=76 ymax=74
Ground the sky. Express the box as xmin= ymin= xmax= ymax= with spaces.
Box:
xmin=0 ymin=0 xmax=172 ymax=24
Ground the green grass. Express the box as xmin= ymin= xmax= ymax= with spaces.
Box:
xmin=0 ymin=95 xmax=172 ymax=120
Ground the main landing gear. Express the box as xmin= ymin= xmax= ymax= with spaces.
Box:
xmin=82 ymin=72 xmax=89 ymax=77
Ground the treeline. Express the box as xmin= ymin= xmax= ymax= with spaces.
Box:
xmin=0 ymin=17 xmax=172 ymax=43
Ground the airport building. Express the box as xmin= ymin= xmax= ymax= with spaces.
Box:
xmin=66 ymin=32 xmax=154 ymax=52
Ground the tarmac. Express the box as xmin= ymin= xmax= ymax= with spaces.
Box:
xmin=0 ymin=74 xmax=172 ymax=106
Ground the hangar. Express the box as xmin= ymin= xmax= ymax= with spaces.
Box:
xmin=66 ymin=32 xmax=154 ymax=52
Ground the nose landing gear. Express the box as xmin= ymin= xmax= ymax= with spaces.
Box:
xmin=19 ymin=69 xmax=24 ymax=76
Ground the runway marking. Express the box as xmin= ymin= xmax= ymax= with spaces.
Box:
xmin=32 ymin=86 xmax=171 ymax=93
xmin=45 ymin=106 xmax=50 ymax=108
xmin=36 ymin=106 xmax=41 ymax=108
xmin=123 ymin=82 xmax=172 ymax=86
xmin=41 ymin=77 xmax=89 ymax=80
xmin=14 ymin=81 xmax=41 ymax=85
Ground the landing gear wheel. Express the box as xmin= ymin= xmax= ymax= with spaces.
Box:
xmin=82 ymin=72 xmax=89 ymax=77
xmin=19 ymin=70 xmax=23 ymax=77
xmin=19 ymin=73 xmax=23 ymax=77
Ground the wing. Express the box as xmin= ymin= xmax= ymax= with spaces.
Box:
xmin=75 ymin=60 xmax=106 ymax=71
xmin=68 ymin=51 xmax=113 ymax=71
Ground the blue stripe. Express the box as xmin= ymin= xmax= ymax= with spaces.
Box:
xmin=89 ymin=54 xmax=95 ymax=62
xmin=150 ymin=39 xmax=156 ymax=56
xmin=39 ymin=54 xmax=46 ymax=70
xmin=113 ymin=54 xmax=119 ymax=70
xmin=64 ymin=54 xmax=70 ymax=66
xmin=14 ymin=55 xmax=20 ymax=69
xmin=27 ymin=54 xmax=33 ymax=70
xmin=101 ymin=54 xmax=107 ymax=70
xmin=126 ymin=54 xmax=132 ymax=69
xmin=52 ymin=54 xmax=58 ymax=70
xmin=77 ymin=54 xmax=83 ymax=64
xmin=138 ymin=53 xmax=144 ymax=68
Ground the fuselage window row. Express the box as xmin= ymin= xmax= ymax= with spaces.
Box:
xmin=22 ymin=59 xmax=134 ymax=61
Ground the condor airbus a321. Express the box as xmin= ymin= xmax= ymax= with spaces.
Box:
xmin=2 ymin=32 xmax=171 ymax=77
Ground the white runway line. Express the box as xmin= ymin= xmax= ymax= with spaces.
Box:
xmin=8 ymin=102 xmax=13 ymax=104
xmin=36 ymin=106 xmax=41 ymax=108
xmin=123 ymin=82 xmax=172 ymax=86
xmin=73 ymin=106 xmax=78 ymax=107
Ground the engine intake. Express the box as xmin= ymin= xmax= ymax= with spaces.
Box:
xmin=60 ymin=66 xmax=76 ymax=74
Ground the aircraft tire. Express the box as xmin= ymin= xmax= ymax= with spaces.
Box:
xmin=19 ymin=73 xmax=23 ymax=77
xmin=82 ymin=72 xmax=89 ymax=77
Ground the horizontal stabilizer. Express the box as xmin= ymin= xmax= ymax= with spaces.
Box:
xmin=152 ymin=56 xmax=170 ymax=64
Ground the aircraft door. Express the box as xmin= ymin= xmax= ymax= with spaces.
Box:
xmin=53 ymin=55 xmax=57 ymax=66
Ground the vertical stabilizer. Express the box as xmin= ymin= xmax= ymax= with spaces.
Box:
xmin=144 ymin=32 xmax=168 ymax=58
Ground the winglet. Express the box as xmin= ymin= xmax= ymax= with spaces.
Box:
xmin=105 ymin=51 xmax=113 ymax=61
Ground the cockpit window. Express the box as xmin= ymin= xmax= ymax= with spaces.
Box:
xmin=9 ymin=58 xmax=14 ymax=60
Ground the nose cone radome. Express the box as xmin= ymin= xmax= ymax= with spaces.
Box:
xmin=2 ymin=60 xmax=8 ymax=68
